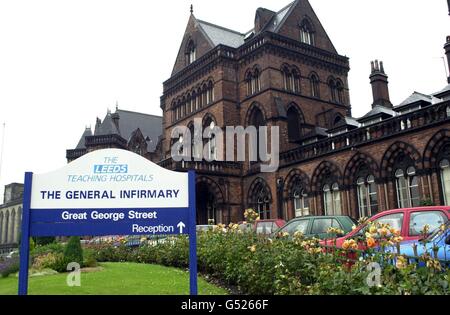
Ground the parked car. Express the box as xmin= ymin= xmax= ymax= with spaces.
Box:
xmin=323 ymin=206 xmax=450 ymax=250
xmin=125 ymin=235 xmax=143 ymax=247
xmin=273 ymin=215 xmax=356 ymax=239
xmin=238 ymin=219 xmax=286 ymax=235
xmin=383 ymin=221 xmax=450 ymax=267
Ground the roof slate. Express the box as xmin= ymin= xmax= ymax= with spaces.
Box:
xmin=78 ymin=109 xmax=162 ymax=153
xmin=115 ymin=109 xmax=162 ymax=152
xmin=75 ymin=127 xmax=93 ymax=149
xmin=197 ymin=20 xmax=245 ymax=48
xmin=358 ymin=105 xmax=395 ymax=121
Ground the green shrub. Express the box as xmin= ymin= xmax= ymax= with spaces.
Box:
xmin=89 ymin=229 xmax=450 ymax=295
xmin=32 ymin=252 xmax=66 ymax=272
xmin=83 ymin=248 xmax=98 ymax=268
xmin=32 ymin=242 xmax=64 ymax=258
xmin=64 ymin=236 xmax=83 ymax=267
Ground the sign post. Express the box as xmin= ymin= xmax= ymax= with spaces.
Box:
xmin=18 ymin=149 xmax=197 ymax=295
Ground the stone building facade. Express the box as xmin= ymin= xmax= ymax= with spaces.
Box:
xmin=68 ymin=0 xmax=450 ymax=226
xmin=157 ymin=0 xmax=450 ymax=224
xmin=0 ymin=183 xmax=23 ymax=252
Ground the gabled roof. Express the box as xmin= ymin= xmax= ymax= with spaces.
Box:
xmin=95 ymin=112 xmax=120 ymax=136
xmin=196 ymin=19 xmax=245 ymax=48
xmin=115 ymin=109 xmax=162 ymax=152
xmin=75 ymin=127 xmax=92 ymax=149
xmin=267 ymin=1 xmax=297 ymax=33
xmin=78 ymin=109 xmax=162 ymax=153
xmin=193 ymin=1 xmax=297 ymax=49
xmin=357 ymin=105 xmax=395 ymax=122
xmin=327 ymin=116 xmax=359 ymax=133
xmin=395 ymin=91 xmax=437 ymax=110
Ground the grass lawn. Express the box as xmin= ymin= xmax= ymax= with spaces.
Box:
xmin=0 ymin=262 xmax=228 ymax=295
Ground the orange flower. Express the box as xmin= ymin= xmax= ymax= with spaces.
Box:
xmin=366 ymin=237 xmax=376 ymax=248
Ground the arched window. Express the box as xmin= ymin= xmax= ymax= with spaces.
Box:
xmin=248 ymin=107 xmax=265 ymax=160
xmin=207 ymin=81 xmax=214 ymax=104
xmin=328 ymin=78 xmax=337 ymax=102
xmin=252 ymin=68 xmax=261 ymax=94
xmin=4 ymin=210 xmax=9 ymax=243
xmin=299 ymin=19 xmax=315 ymax=45
xmin=0 ymin=212 xmax=3 ymax=244
xmin=200 ymin=85 xmax=206 ymax=106
xmin=440 ymin=159 xmax=450 ymax=205
xmin=10 ymin=209 xmax=16 ymax=243
xmin=282 ymin=66 xmax=291 ymax=91
xmin=292 ymin=69 xmax=300 ymax=93
xmin=310 ymin=74 xmax=320 ymax=98
xmin=357 ymin=175 xmax=378 ymax=218
xmin=336 ymin=80 xmax=344 ymax=104
xmin=293 ymin=188 xmax=309 ymax=218
xmin=287 ymin=107 xmax=302 ymax=141
xmin=186 ymin=94 xmax=192 ymax=114
xmin=323 ymin=183 xmax=341 ymax=215
xmin=255 ymin=186 xmax=271 ymax=220
xmin=186 ymin=40 xmax=196 ymax=65
xmin=395 ymin=167 xmax=420 ymax=208
xmin=192 ymin=91 xmax=198 ymax=111
xmin=246 ymin=71 xmax=253 ymax=96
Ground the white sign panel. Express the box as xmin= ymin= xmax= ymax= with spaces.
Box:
xmin=30 ymin=149 xmax=189 ymax=209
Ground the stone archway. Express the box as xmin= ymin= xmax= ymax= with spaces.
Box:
xmin=196 ymin=177 xmax=224 ymax=225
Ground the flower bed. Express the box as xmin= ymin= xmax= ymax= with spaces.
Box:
xmin=88 ymin=224 xmax=450 ymax=295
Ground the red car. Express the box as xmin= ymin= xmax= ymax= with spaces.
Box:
xmin=238 ymin=219 xmax=286 ymax=235
xmin=322 ymin=206 xmax=450 ymax=250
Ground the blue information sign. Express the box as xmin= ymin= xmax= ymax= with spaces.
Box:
xmin=18 ymin=149 xmax=197 ymax=295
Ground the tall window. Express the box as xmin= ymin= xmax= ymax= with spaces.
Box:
xmin=395 ymin=167 xmax=420 ymax=208
xmin=246 ymin=68 xmax=261 ymax=96
xmin=293 ymin=190 xmax=309 ymax=217
xmin=186 ymin=40 xmax=196 ymax=65
xmin=252 ymin=69 xmax=261 ymax=94
xmin=300 ymin=20 xmax=314 ymax=45
xmin=328 ymin=79 xmax=337 ymax=102
xmin=336 ymin=80 xmax=344 ymax=104
xmin=310 ymin=74 xmax=320 ymax=98
xmin=440 ymin=159 xmax=450 ymax=205
xmin=292 ymin=70 xmax=300 ymax=93
xmin=248 ymin=107 xmax=264 ymax=162
xmin=283 ymin=67 xmax=300 ymax=93
xmin=323 ymin=183 xmax=341 ymax=215
xmin=207 ymin=81 xmax=214 ymax=104
xmin=357 ymin=175 xmax=378 ymax=218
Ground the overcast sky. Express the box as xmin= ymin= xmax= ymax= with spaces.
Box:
xmin=0 ymin=0 xmax=449 ymax=203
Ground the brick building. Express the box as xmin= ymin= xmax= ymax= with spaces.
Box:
xmin=157 ymin=0 xmax=450 ymax=224
xmin=68 ymin=0 xmax=450 ymax=225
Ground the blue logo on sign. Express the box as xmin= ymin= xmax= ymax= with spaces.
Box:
xmin=93 ymin=164 xmax=128 ymax=174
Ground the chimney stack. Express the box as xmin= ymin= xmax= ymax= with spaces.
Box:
xmin=445 ymin=36 xmax=450 ymax=83
xmin=369 ymin=60 xmax=392 ymax=108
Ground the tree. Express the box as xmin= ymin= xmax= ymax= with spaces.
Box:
xmin=63 ymin=236 xmax=83 ymax=267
